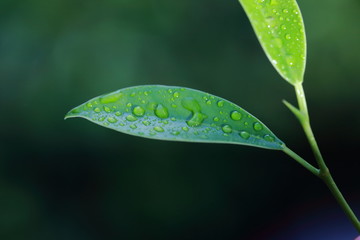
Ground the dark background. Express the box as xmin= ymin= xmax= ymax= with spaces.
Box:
xmin=1 ymin=0 xmax=359 ymax=239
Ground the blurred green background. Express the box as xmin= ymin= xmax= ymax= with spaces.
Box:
xmin=1 ymin=0 xmax=359 ymax=239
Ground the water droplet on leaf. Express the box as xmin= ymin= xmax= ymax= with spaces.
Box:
xmin=230 ymin=111 xmax=242 ymax=121
xmin=239 ymin=131 xmax=250 ymax=139
xmin=133 ymin=106 xmax=145 ymax=117
xmin=154 ymin=104 xmax=169 ymax=119
xmin=186 ymin=112 xmax=207 ymax=127
xmin=253 ymin=122 xmax=263 ymax=131
xmin=142 ymin=121 xmax=150 ymax=126
xmin=104 ymin=106 xmax=111 ymax=113
xmin=181 ymin=97 xmax=201 ymax=112
xmin=182 ymin=126 xmax=189 ymax=132
xmin=100 ymin=92 xmax=123 ymax=104
xmin=107 ymin=117 xmax=117 ymax=123
xmin=126 ymin=115 xmax=137 ymax=122
xmin=222 ymin=124 xmax=232 ymax=133
xmin=264 ymin=135 xmax=275 ymax=142
xmin=154 ymin=126 xmax=164 ymax=132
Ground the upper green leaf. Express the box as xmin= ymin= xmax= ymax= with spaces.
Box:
xmin=239 ymin=0 xmax=306 ymax=85
xmin=65 ymin=85 xmax=285 ymax=150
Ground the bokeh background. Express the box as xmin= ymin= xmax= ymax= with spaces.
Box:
xmin=1 ymin=0 xmax=359 ymax=239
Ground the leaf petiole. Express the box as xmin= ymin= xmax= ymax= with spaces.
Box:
xmin=282 ymin=146 xmax=319 ymax=176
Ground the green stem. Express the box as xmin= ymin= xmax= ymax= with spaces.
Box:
xmin=291 ymin=82 xmax=360 ymax=233
xmin=282 ymin=146 xmax=319 ymax=176
xmin=322 ymin=171 xmax=360 ymax=233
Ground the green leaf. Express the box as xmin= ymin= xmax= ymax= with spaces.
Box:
xmin=65 ymin=85 xmax=285 ymax=150
xmin=238 ymin=0 xmax=306 ymax=85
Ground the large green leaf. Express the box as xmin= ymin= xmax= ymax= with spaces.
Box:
xmin=238 ymin=0 xmax=306 ymax=85
xmin=65 ymin=85 xmax=285 ymax=150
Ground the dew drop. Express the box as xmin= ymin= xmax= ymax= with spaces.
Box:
xmin=104 ymin=106 xmax=111 ymax=113
xmin=130 ymin=124 xmax=137 ymax=129
xmin=253 ymin=122 xmax=263 ymax=131
xmin=142 ymin=121 xmax=150 ymax=126
xmin=133 ymin=106 xmax=145 ymax=117
xmin=154 ymin=104 xmax=169 ymax=119
xmin=239 ymin=131 xmax=250 ymax=140
xmin=269 ymin=0 xmax=279 ymax=5
xmin=94 ymin=107 xmax=101 ymax=113
xmin=100 ymin=92 xmax=123 ymax=104
xmin=86 ymin=103 xmax=93 ymax=108
xmin=217 ymin=100 xmax=224 ymax=107
xmin=286 ymin=55 xmax=295 ymax=66
xmin=154 ymin=126 xmax=164 ymax=132
xmin=115 ymin=111 xmax=122 ymax=116
xmin=222 ymin=124 xmax=232 ymax=134
xmin=130 ymin=92 xmax=136 ymax=97
xmin=265 ymin=16 xmax=276 ymax=28
xmin=182 ymin=126 xmax=189 ymax=132
xmin=283 ymin=9 xmax=289 ymax=13
xmin=182 ymin=97 xmax=201 ymax=112
xmin=171 ymin=131 xmax=180 ymax=136
xmin=213 ymin=117 xmax=220 ymax=122
xmin=126 ymin=115 xmax=137 ymax=122
xmin=206 ymin=100 xmax=212 ymax=105
xmin=281 ymin=24 xmax=287 ymax=30
xmin=107 ymin=117 xmax=117 ymax=123
xmin=264 ymin=135 xmax=275 ymax=142
xmin=173 ymin=92 xmax=180 ymax=98
xmin=186 ymin=113 xmax=207 ymax=127
xmin=230 ymin=111 xmax=242 ymax=121
xmin=98 ymin=117 xmax=105 ymax=122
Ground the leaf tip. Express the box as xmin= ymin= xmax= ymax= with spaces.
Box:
xmin=64 ymin=108 xmax=81 ymax=120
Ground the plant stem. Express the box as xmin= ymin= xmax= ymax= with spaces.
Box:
xmin=291 ymin=82 xmax=360 ymax=233
xmin=322 ymin=170 xmax=360 ymax=233
xmin=282 ymin=146 xmax=319 ymax=176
